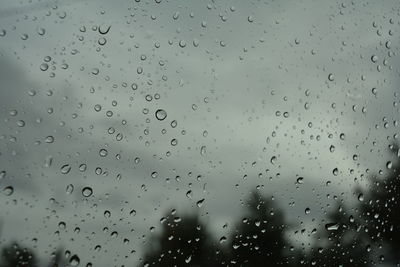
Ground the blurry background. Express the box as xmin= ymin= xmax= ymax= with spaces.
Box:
xmin=0 ymin=0 xmax=399 ymax=266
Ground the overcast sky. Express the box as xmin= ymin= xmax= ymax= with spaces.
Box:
xmin=0 ymin=0 xmax=399 ymax=266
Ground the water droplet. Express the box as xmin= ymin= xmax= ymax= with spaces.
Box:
xmin=98 ymin=24 xmax=111 ymax=35
xmin=171 ymin=139 xmax=178 ymax=146
xmin=386 ymin=161 xmax=393 ymax=169
xmin=155 ymin=109 xmax=167 ymax=121
xmin=82 ymin=187 xmax=93 ymax=197
xmin=40 ymin=63 xmax=49 ymax=71
xmin=61 ymin=164 xmax=71 ymax=174
xmin=328 ymin=73 xmax=334 ymax=81
xmin=45 ymin=136 xmax=54 ymax=143
xmin=69 ymin=255 xmax=80 ymax=266
xmin=186 ymin=190 xmax=193 ymax=199
xmin=79 ymin=164 xmax=87 ymax=172
xmin=37 ymin=27 xmax=45 ymax=36
xmin=332 ymin=168 xmax=339 ymax=176
xmin=329 ymin=145 xmax=335 ymax=152
xmin=104 ymin=210 xmax=111 ymax=218
xmin=3 ymin=186 xmax=14 ymax=196
xmin=66 ymin=184 xmax=74 ymax=195
xmin=200 ymin=145 xmax=206 ymax=156
xmin=196 ymin=199 xmax=205 ymax=207
xmin=296 ymin=177 xmax=304 ymax=184
xmin=99 ymin=149 xmax=108 ymax=157
xmin=151 ymin=171 xmax=158 ymax=178
xmin=170 ymin=120 xmax=177 ymax=128
xmin=98 ymin=37 xmax=107 ymax=45
xmin=305 ymin=208 xmax=311 ymax=214
xmin=325 ymin=223 xmax=339 ymax=231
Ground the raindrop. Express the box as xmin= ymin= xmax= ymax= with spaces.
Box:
xmin=325 ymin=223 xmax=339 ymax=231
xmin=200 ymin=145 xmax=206 ymax=156
xmin=328 ymin=73 xmax=334 ymax=81
xmin=69 ymin=255 xmax=80 ymax=266
xmin=196 ymin=199 xmax=205 ymax=207
xmin=98 ymin=24 xmax=111 ymax=34
xmin=296 ymin=177 xmax=304 ymax=184
xmin=171 ymin=139 xmax=178 ymax=146
xmin=332 ymin=168 xmax=339 ymax=176
xmin=79 ymin=164 xmax=87 ymax=172
xmin=82 ymin=187 xmax=93 ymax=197
xmin=40 ymin=63 xmax=49 ymax=71
xmin=66 ymin=184 xmax=74 ymax=195
xmin=99 ymin=149 xmax=108 ymax=157
xmin=45 ymin=136 xmax=54 ymax=143
xmin=104 ymin=210 xmax=111 ymax=218
xmin=61 ymin=164 xmax=71 ymax=174
xmin=155 ymin=109 xmax=167 ymax=121
xmin=3 ymin=186 xmax=14 ymax=196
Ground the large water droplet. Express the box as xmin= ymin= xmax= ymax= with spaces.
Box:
xmin=155 ymin=109 xmax=167 ymax=121
xmin=82 ymin=187 xmax=93 ymax=197
xmin=69 ymin=255 xmax=80 ymax=266
xmin=325 ymin=223 xmax=339 ymax=231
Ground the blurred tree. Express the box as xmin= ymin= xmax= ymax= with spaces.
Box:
xmin=309 ymin=204 xmax=369 ymax=267
xmin=357 ymin=143 xmax=400 ymax=265
xmin=0 ymin=242 xmax=38 ymax=267
xmin=46 ymin=247 xmax=65 ymax=267
xmin=228 ymin=191 xmax=294 ymax=266
xmin=142 ymin=210 xmax=226 ymax=267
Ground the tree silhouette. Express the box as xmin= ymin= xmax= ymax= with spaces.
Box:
xmin=309 ymin=204 xmax=369 ymax=267
xmin=357 ymin=143 xmax=400 ymax=265
xmin=46 ymin=248 xmax=66 ymax=267
xmin=0 ymin=242 xmax=38 ymax=267
xmin=142 ymin=210 xmax=226 ymax=267
xmin=228 ymin=191 xmax=293 ymax=266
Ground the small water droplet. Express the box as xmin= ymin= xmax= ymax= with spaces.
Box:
xmin=200 ymin=145 xmax=206 ymax=156
xmin=66 ymin=184 xmax=74 ymax=195
xmin=99 ymin=149 xmax=108 ymax=157
xmin=196 ymin=198 xmax=205 ymax=207
xmin=61 ymin=164 xmax=71 ymax=174
xmin=3 ymin=186 xmax=14 ymax=196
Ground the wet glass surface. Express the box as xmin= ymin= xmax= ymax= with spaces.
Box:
xmin=0 ymin=0 xmax=400 ymax=266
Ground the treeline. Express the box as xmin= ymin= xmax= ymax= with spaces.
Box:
xmin=1 ymin=144 xmax=399 ymax=267
xmin=142 ymin=144 xmax=400 ymax=267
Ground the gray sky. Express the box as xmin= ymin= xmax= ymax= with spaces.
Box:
xmin=0 ymin=0 xmax=399 ymax=266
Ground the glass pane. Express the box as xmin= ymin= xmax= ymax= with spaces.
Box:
xmin=0 ymin=0 xmax=399 ymax=266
